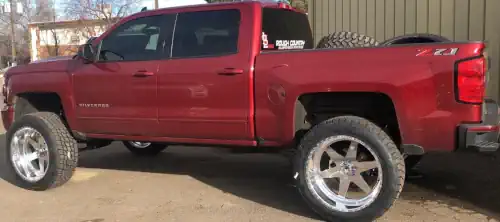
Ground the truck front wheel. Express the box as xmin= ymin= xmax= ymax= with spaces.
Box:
xmin=294 ymin=116 xmax=405 ymax=222
xmin=122 ymin=141 xmax=168 ymax=156
xmin=6 ymin=112 xmax=78 ymax=191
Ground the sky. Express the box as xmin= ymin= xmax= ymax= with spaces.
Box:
xmin=140 ymin=0 xmax=207 ymax=10
xmin=46 ymin=0 xmax=208 ymax=18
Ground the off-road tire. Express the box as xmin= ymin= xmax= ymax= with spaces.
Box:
xmin=6 ymin=112 xmax=78 ymax=191
xmin=316 ymin=31 xmax=379 ymax=49
xmin=294 ymin=116 xmax=405 ymax=222
xmin=122 ymin=141 xmax=168 ymax=156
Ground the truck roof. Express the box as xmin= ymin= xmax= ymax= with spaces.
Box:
xmin=133 ymin=0 xmax=302 ymax=17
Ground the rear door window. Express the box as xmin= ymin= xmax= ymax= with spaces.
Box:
xmin=261 ymin=8 xmax=313 ymax=51
xmin=171 ymin=9 xmax=241 ymax=58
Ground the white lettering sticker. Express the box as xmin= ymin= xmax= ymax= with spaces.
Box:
xmin=262 ymin=32 xmax=275 ymax=49
xmin=275 ymin=40 xmax=306 ymax=50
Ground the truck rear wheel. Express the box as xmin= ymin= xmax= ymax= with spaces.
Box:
xmin=6 ymin=112 xmax=78 ymax=191
xmin=122 ymin=141 xmax=168 ymax=156
xmin=294 ymin=116 xmax=405 ymax=222
xmin=316 ymin=31 xmax=379 ymax=49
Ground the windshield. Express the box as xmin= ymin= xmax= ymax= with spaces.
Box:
xmin=261 ymin=8 xmax=313 ymax=51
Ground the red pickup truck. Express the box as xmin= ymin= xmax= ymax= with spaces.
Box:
xmin=2 ymin=1 xmax=498 ymax=221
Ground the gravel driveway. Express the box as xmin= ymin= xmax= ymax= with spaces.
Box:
xmin=0 ymin=121 xmax=499 ymax=221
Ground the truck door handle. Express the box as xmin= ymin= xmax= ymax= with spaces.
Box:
xmin=217 ymin=68 xmax=244 ymax=75
xmin=133 ymin=70 xmax=154 ymax=77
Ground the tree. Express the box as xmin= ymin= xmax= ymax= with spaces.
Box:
xmin=0 ymin=0 xmax=47 ymax=65
xmin=43 ymin=30 xmax=59 ymax=57
xmin=290 ymin=0 xmax=308 ymax=12
xmin=63 ymin=0 xmax=142 ymax=29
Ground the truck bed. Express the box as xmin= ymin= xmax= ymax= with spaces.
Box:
xmin=254 ymin=42 xmax=485 ymax=151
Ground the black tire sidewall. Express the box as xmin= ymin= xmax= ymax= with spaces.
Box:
xmin=6 ymin=114 xmax=63 ymax=190
xmin=295 ymin=118 xmax=402 ymax=222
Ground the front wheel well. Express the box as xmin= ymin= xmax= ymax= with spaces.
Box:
xmin=16 ymin=92 xmax=63 ymax=114
xmin=294 ymin=92 xmax=401 ymax=146
xmin=14 ymin=92 xmax=65 ymax=122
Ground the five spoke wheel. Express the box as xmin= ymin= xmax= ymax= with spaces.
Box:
xmin=10 ymin=127 xmax=50 ymax=183
xmin=306 ymin=136 xmax=384 ymax=212
xmin=295 ymin=116 xmax=405 ymax=222
xmin=6 ymin=112 xmax=79 ymax=191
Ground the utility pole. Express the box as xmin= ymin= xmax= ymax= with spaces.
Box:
xmin=8 ymin=0 xmax=17 ymax=66
xmin=154 ymin=0 xmax=158 ymax=9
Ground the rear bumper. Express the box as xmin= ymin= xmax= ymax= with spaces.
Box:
xmin=457 ymin=99 xmax=500 ymax=152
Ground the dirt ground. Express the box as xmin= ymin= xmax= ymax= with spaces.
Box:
xmin=1 ymin=121 xmax=500 ymax=222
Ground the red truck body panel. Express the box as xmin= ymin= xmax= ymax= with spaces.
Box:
xmin=2 ymin=3 xmax=498 ymax=221
xmin=0 ymin=1 xmax=488 ymax=152
xmin=72 ymin=60 xmax=160 ymax=136
xmin=254 ymin=43 xmax=484 ymax=151
xmin=2 ymin=59 xmax=79 ymax=130
xmin=154 ymin=3 xmax=260 ymax=141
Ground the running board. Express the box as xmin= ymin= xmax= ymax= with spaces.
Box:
xmin=471 ymin=141 xmax=500 ymax=152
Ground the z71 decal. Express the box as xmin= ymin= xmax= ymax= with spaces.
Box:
xmin=416 ymin=48 xmax=459 ymax=56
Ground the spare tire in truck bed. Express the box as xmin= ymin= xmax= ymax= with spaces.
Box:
xmin=316 ymin=31 xmax=379 ymax=49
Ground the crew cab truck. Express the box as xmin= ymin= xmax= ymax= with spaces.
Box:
xmin=2 ymin=1 xmax=499 ymax=221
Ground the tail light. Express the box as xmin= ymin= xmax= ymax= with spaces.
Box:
xmin=456 ymin=57 xmax=486 ymax=104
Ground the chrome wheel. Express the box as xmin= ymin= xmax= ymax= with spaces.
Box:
xmin=128 ymin=141 xmax=152 ymax=148
xmin=305 ymin=135 xmax=383 ymax=213
xmin=10 ymin=127 xmax=50 ymax=183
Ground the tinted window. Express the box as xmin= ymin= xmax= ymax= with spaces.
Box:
xmin=98 ymin=15 xmax=175 ymax=61
xmin=172 ymin=9 xmax=240 ymax=58
xmin=261 ymin=8 xmax=313 ymax=51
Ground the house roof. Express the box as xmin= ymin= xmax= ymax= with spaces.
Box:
xmin=28 ymin=18 xmax=116 ymax=29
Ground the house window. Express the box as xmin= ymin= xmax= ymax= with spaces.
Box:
xmin=71 ymin=35 xmax=80 ymax=44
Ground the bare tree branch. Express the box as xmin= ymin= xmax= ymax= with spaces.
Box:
xmin=62 ymin=0 xmax=141 ymax=28
xmin=0 ymin=0 xmax=48 ymax=64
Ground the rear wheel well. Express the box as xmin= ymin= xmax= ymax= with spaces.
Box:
xmin=381 ymin=33 xmax=450 ymax=46
xmin=294 ymin=92 xmax=401 ymax=146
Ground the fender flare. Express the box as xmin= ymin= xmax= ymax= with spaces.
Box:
xmin=381 ymin=33 xmax=451 ymax=46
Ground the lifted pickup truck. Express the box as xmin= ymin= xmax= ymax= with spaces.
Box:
xmin=2 ymin=1 xmax=498 ymax=221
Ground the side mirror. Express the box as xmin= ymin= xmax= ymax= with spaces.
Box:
xmin=81 ymin=43 xmax=96 ymax=63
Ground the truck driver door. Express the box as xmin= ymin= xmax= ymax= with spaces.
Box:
xmin=73 ymin=14 xmax=176 ymax=136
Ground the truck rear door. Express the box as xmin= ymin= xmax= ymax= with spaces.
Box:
xmin=157 ymin=4 xmax=255 ymax=141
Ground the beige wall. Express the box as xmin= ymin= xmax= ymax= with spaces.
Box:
xmin=29 ymin=22 xmax=108 ymax=61
xmin=307 ymin=0 xmax=500 ymax=100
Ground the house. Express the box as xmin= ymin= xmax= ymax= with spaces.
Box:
xmin=28 ymin=19 xmax=110 ymax=61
